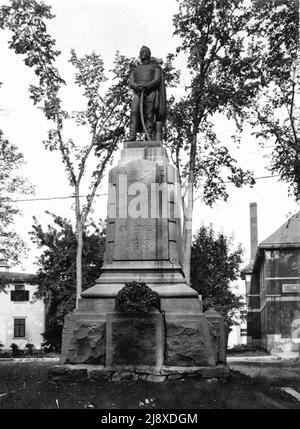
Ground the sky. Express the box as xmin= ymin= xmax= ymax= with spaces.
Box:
xmin=0 ymin=0 xmax=299 ymax=280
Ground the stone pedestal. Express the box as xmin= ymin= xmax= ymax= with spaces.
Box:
xmin=106 ymin=311 xmax=164 ymax=369
xmin=59 ymin=140 xmax=225 ymax=376
xmin=81 ymin=140 xmax=199 ymax=306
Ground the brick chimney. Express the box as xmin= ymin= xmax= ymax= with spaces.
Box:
xmin=249 ymin=202 xmax=258 ymax=263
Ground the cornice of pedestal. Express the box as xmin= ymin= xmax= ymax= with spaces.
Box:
xmin=118 ymin=141 xmax=169 ymax=166
xmin=123 ymin=140 xmax=163 ymax=149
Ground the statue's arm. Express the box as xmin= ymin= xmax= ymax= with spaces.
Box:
xmin=129 ymin=71 xmax=139 ymax=91
xmin=143 ymin=67 xmax=161 ymax=90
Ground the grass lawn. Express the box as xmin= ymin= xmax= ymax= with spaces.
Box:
xmin=227 ymin=349 xmax=270 ymax=357
xmin=0 ymin=361 xmax=300 ymax=409
xmin=229 ymin=360 xmax=300 ymax=390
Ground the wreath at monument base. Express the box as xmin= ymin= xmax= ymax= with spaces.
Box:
xmin=115 ymin=281 xmax=160 ymax=313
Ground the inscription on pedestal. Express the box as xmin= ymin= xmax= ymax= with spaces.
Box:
xmin=107 ymin=158 xmax=181 ymax=262
xmin=114 ymin=219 xmax=169 ymax=260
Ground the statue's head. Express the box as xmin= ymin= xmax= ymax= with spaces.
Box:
xmin=139 ymin=46 xmax=151 ymax=61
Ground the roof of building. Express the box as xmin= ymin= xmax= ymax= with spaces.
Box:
xmin=0 ymin=271 xmax=37 ymax=284
xmin=260 ymin=211 xmax=300 ymax=249
xmin=241 ymin=211 xmax=300 ymax=278
xmin=0 ymin=258 xmax=10 ymax=269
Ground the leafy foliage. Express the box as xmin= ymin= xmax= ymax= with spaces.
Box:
xmin=0 ymin=1 xmax=184 ymax=299
xmin=10 ymin=343 xmax=20 ymax=356
xmin=166 ymin=0 xmax=264 ymax=284
xmin=115 ymin=281 xmax=160 ymax=314
xmin=249 ymin=0 xmax=300 ymax=199
xmin=191 ymin=225 xmax=245 ymax=325
xmin=0 ymin=130 xmax=33 ymax=266
xmin=168 ymin=0 xmax=263 ymax=202
xmin=0 ymin=0 xmax=140 ymax=301
xmin=25 ymin=343 xmax=34 ymax=355
xmin=0 ymin=0 xmax=64 ymax=119
xmin=30 ymin=212 xmax=106 ymax=349
xmin=0 ymin=0 xmax=136 ymax=195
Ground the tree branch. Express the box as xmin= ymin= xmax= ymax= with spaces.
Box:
xmin=77 ymin=98 xmax=120 ymax=185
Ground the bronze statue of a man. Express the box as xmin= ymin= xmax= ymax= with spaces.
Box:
xmin=128 ymin=46 xmax=166 ymax=141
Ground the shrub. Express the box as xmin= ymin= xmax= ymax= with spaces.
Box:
xmin=115 ymin=281 xmax=160 ymax=313
xmin=41 ymin=341 xmax=56 ymax=354
xmin=10 ymin=343 xmax=19 ymax=357
xmin=25 ymin=343 xmax=34 ymax=355
xmin=41 ymin=320 xmax=63 ymax=353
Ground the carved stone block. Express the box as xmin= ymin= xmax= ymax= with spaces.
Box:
xmin=106 ymin=311 xmax=164 ymax=368
xmin=165 ymin=314 xmax=217 ymax=366
xmin=61 ymin=316 xmax=106 ymax=364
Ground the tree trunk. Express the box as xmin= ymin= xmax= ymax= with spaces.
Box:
xmin=182 ymin=132 xmax=197 ymax=285
xmin=182 ymin=181 xmax=194 ymax=285
xmin=75 ymin=185 xmax=83 ymax=308
xmin=76 ymin=222 xmax=83 ymax=308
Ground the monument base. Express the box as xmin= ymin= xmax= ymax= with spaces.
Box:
xmin=59 ymin=139 xmax=227 ymax=373
xmin=60 ymin=300 xmax=223 ymax=369
xmin=48 ymin=363 xmax=230 ymax=383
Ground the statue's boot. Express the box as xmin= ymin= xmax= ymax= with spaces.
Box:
xmin=156 ymin=122 xmax=163 ymax=141
xmin=145 ymin=116 xmax=155 ymax=141
xmin=128 ymin=117 xmax=137 ymax=141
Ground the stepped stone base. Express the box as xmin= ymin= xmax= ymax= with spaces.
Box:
xmin=59 ymin=139 xmax=227 ymax=374
xmin=61 ymin=307 xmax=219 ymax=367
xmin=48 ymin=364 xmax=230 ymax=383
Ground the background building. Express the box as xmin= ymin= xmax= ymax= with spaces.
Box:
xmin=227 ymin=325 xmax=247 ymax=349
xmin=0 ymin=259 xmax=45 ymax=350
xmin=242 ymin=205 xmax=300 ymax=353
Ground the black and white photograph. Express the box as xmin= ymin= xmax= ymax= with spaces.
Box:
xmin=0 ymin=0 xmax=300 ymax=416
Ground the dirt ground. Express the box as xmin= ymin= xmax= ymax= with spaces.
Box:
xmin=0 ymin=361 xmax=300 ymax=409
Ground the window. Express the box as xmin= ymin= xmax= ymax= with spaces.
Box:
xmin=240 ymin=329 xmax=247 ymax=337
xmin=14 ymin=318 xmax=25 ymax=338
xmin=11 ymin=285 xmax=29 ymax=302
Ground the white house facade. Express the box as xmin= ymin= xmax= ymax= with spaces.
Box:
xmin=0 ymin=259 xmax=45 ymax=350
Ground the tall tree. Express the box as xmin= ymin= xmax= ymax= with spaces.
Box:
xmin=249 ymin=0 xmax=300 ymax=199
xmin=191 ymin=225 xmax=245 ymax=325
xmin=30 ymin=212 xmax=106 ymax=350
xmin=0 ymin=0 xmax=180 ymax=304
xmin=168 ymin=0 xmax=263 ymax=284
xmin=0 ymin=0 xmax=135 ymax=305
xmin=0 ymin=130 xmax=33 ymax=267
